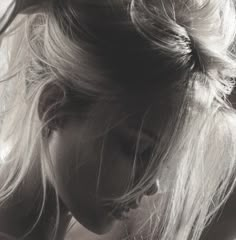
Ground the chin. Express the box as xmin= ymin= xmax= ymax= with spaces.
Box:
xmin=88 ymin=219 xmax=115 ymax=235
xmin=73 ymin=211 xmax=116 ymax=235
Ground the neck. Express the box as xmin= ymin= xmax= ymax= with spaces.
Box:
xmin=0 ymin=157 xmax=71 ymax=240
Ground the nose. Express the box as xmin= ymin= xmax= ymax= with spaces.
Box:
xmin=144 ymin=182 xmax=158 ymax=196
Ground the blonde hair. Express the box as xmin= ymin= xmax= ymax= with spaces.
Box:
xmin=0 ymin=0 xmax=236 ymax=239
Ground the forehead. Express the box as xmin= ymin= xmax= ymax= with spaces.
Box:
xmin=85 ymin=90 xmax=174 ymax=140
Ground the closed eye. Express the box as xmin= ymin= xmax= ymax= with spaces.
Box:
xmin=118 ymin=128 xmax=154 ymax=164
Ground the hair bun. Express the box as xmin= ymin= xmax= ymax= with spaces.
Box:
xmin=129 ymin=0 xmax=236 ymax=75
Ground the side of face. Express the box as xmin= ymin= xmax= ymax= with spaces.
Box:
xmin=48 ymin=101 xmax=161 ymax=234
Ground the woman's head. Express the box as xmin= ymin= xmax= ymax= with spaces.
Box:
xmin=28 ymin=1 xmax=177 ymax=233
xmin=1 ymin=0 xmax=236 ymax=239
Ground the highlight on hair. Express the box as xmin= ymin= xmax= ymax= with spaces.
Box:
xmin=0 ymin=0 xmax=236 ymax=239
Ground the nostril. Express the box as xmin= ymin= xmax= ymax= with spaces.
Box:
xmin=145 ymin=182 xmax=158 ymax=196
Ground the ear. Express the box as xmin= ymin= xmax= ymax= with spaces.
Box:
xmin=38 ymin=83 xmax=67 ymax=132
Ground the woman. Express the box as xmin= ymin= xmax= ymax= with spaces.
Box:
xmin=0 ymin=0 xmax=236 ymax=239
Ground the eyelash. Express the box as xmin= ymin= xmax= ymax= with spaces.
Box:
xmin=137 ymin=147 xmax=152 ymax=167
xmin=121 ymin=139 xmax=151 ymax=165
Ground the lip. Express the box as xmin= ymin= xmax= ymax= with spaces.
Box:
xmin=111 ymin=207 xmax=130 ymax=220
xmin=128 ymin=201 xmax=139 ymax=209
xmin=104 ymin=198 xmax=142 ymax=220
xmin=112 ymin=201 xmax=140 ymax=220
xmin=127 ymin=195 xmax=142 ymax=209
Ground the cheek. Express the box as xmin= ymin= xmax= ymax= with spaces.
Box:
xmin=49 ymin=130 xmax=97 ymax=198
xmin=49 ymin=129 xmax=134 ymax=204
xmin=49 ymin=131 xmax=116 ymax=232
xmin=96 ymin=138 xmax=135 ymax=199
xmin=48 ymin=130 xmax=134 ymax=234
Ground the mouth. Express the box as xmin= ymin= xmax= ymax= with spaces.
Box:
xmin=105 ymin=199 xmax=141 ymax=220
xmin=128 ymin=200 xmax=140 ymax=209
xmin=110 ymin=207 xmax=130 ymax=220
